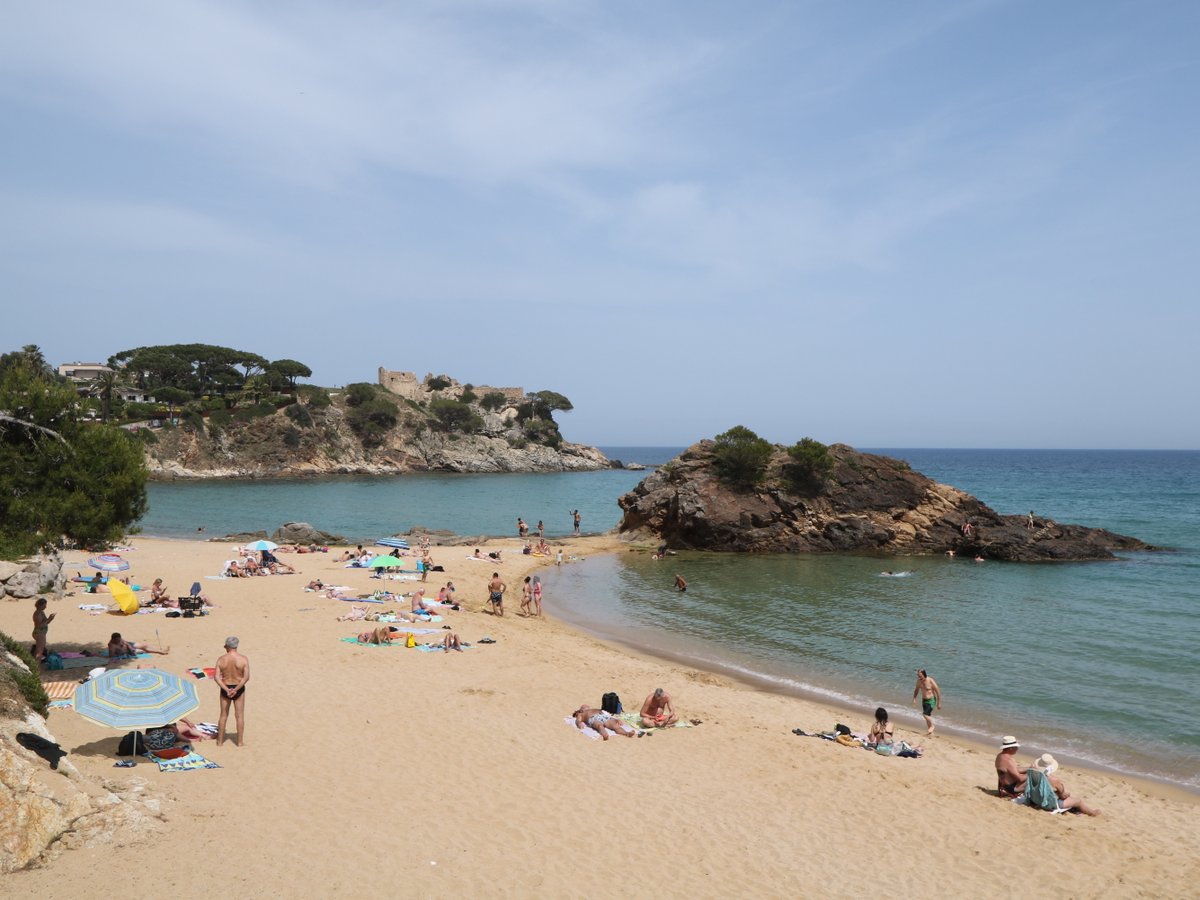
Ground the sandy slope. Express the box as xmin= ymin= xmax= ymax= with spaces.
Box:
xmin=1 ymin=536 xmax=1196 ymax=899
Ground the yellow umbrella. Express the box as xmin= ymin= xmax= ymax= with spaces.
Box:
xmin=109 ymin=580 xmax=139 ymax=615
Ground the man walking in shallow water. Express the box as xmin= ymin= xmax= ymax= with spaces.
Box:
xmin=912 ymin=668 xmax=941 ymax=735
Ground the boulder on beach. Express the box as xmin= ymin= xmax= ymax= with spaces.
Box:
xmin=270 ymin=522 xmax=344 ymax=545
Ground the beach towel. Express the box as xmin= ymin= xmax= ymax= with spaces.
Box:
xmin=42 ymin=681 xmax=78 ymax=700
xmin=188 ymin=667 xmax=217 ymax=679
xmin=416 ymin=642 xmax=474 ymax=652
xmin=78 ymin=604 xmax=107 ymax=611
xmin=563 ymin=716 xmax=642 ymax=740
xmin=143 ymin=749 xmax=221 ymax=772
xmin=58 ymin=653 xmax=151 ymax=670
xmin=58 ymin=652 xmax=88 ymax=658
xmin=616 ymin=712 xmax=693 ymax=729
xmin=337 ymin=595 xmax=383 ymax=603
xmin=48 ymin=699 xmax=74 ymax=710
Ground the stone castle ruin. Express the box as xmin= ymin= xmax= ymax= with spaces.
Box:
xmin=377 ymin=368 xmax=525 ymax=407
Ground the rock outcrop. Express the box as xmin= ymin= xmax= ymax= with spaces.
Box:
xmin=0 ymin=649 xmax=161 ymax=872
xmin=144 ymin=411 xmax=611 ymax=479
xmin=270 ymin=522 xmax=345 ymax=545
xmin=618 ymin=442 xmax=1156 ymax=561
xmin=0 ymin=551 xmax=66 ymax=601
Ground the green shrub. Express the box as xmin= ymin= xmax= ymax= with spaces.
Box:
xmin=298 ymin=385 xmax=331 ymax=409
xmin=182 ymin=410 xmax=205 ymax=432
xmin=0 ymin=630 xmax=50 ymax=717
xmin=346 ymin=395 xmax=400 ymax=447
xmin=429 ymin=399 xmax=483 ymax=434
xmin=344 ymin=382 xmax=379 ymax=408
xmin=137 ymin=428 xmax=158 ymax=445
xmin=480 ymin=391 xmax=507 ymax=411
xmin=459 ymin=387 xmax=477 ymax=404
xmin=522 ymin=418 xmax=562 ymax=448
xmin=711 ymin=426 xmax=773 ymax=489
xmin=285 ymin=404 xmax=314 ymax=428
xmin=209 ymin=408 xmax=232 ymax=427
xmin=783 ymin=438 xmax=835 ymax=494
xmin=203 ymin=397 xmax=227 ymax=412
xmin=507 ymin=434 xmax=529 ymax=449
xmin=426 ymin=375 xmax=452 ymax=391
xmin=283 ymin=427 xmax=302 ymax=448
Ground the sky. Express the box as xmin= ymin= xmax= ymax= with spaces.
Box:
xmin=3 ymin=1 xmax=1198 ymax=448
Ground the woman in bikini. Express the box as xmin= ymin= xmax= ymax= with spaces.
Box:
xmin=531 ymin=576 xmax=543 ymax=617
xmin=866 ymin=707 xmax=894 ymax=750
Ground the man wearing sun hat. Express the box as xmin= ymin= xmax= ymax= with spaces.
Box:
xmin=994 ymin=735 xmax=1027 ymax=797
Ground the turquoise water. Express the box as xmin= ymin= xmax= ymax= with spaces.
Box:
xmin=138 ymin=448 xmax=1200 ymax=790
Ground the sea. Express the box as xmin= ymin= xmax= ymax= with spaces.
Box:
xmin=138 ymin=447 xmax=1200 ymax=792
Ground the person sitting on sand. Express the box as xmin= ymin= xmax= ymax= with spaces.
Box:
xmin=334 ymin=549 xmax=355 ymax=562
xmin=149 ymin=578 xmax=171 ymax=606
xmin=573 ymin=705 xmax=638 ymax=740
xmin=438 ymin=582 xmax=456 ymax=605
xmin=640 ymin=688 xmax=679 ymax=728
xmin=866 ymin=707 xmax=894 ymax=749
xmin=410 ymin=588 xmax=438 ymax=615
xmin=522 ymin=541 xmax=532 ymax=555
xmin=1028 ymin=754 xmax=1101 ymax=816
xmin=222 ymin=559 xmax=243 ymax=578
xmin=108 ymin=632 xmax=169 ymax=657
xmin=995 ymin=736 xmax=1027 ymax=797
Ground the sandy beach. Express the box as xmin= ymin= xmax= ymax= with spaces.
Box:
xmin=2 ymin=536 xmax=1197 ymax=898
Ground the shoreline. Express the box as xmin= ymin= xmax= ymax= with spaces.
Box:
xmin=120 ymin=527 xmax=1200 ymax=795
xmin=4 ymin=535 xmax=1197 ymax=895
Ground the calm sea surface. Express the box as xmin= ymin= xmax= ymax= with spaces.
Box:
xmin=139 ymin=448 xmax=1200 ymax=790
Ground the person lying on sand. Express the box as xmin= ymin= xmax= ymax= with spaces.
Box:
xmin=108 ymin=632 xmax=169 ymax=657
xmin=338 ymin=606 xmax=369 ymax=621
xmin=437 ymin=632 xmax=465 ymax=652
xmin=572 ymin=705 xmax=638 ymax=740
xmin=356 ymin=627 xmax=395 ymax=645
xmin=305 ymin=578 xmax=325 ymax=591
xmin=640 ymin=688 xmax=679 ymax=728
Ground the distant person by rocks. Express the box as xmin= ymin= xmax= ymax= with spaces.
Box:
xmin=32 ymin=598 xmax=54 ymax=662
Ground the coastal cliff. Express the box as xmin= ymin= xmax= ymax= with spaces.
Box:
xmin=142 ymin=388 xmax=611 ymax=479
xmin=618 ymin=440 xmax=1155 ymax=561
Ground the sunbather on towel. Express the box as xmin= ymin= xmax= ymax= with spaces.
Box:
xmin=573 ymin=705 xmax=637 ymax=740
xmin=436 ymin=632 xmax=464 ymax=652
xmin=338 ymin=606 xmax=369 ymax=621
xmin=410 ymin=588 xmax=439 ymax=615
xmin=108 ymin=632 xmax=169 ymax=657
xmin=356 ymin=627 xmax=395 ymax=645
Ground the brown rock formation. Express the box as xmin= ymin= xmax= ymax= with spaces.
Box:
xmin=618 ymin=442 xmax=1155 ymax=561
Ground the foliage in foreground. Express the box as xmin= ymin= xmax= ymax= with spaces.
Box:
xmin=0 ymin=350 xmax=148 ymax=555
xmin=0 ymin=630 xmax=50 ymax=718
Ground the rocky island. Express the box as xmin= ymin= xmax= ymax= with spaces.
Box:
xmin=618 ymin=433 xmax=1155 ymax=561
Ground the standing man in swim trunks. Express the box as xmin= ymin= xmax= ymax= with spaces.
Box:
xmin=216 ymin=636 xmax=250 ymax=747
xmin=912 ymin=668 xmax=941 ymax=735
xmin=571 ymin=509 xmax=581 ymax=535
xmin=487 ymin=572 xmax=506 ymax=617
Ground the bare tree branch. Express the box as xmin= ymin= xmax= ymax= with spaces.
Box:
xmin=0 ymin=412 xmax=68 ymax=444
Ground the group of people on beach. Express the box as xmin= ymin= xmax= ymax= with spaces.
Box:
xmin=572 ymin=688 xmax=684 ymax=740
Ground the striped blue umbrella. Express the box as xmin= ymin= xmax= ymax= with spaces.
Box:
xmin=88 ymin=554 xmax=131 ymax=572
xmin=74 ymin=669 xmax=199 ymax=730
xmin=244 ymin=539 xmax=279 ymax=552
xmin=376 ymin=538 xmax=410 ymax=549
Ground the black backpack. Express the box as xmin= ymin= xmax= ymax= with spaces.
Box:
xmin=117 ymin=731 xmax=146 ymax=756
xmin=601 ymin=692 xmax=623 ymax=715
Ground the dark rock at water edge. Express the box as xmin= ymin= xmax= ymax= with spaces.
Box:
xmin=618 ymin=442 xmax=1157 ymax=561
xmin=270 ymin=522 xmax=346 ymax=545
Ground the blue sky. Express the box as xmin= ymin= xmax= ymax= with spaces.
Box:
xmin=3 ymin=1 xmax=1197 ymax=448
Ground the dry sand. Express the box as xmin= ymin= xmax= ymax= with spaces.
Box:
xmin=2 ymin=536 xmax=1197 ymax=898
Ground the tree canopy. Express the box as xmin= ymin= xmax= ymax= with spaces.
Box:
xmin=0 ymin=352 xmax=148 ymax=556
xmin=710 ymin=425 xmax=774 ymax=490
xmin=107 ymin=344 xmax=308 ymax=398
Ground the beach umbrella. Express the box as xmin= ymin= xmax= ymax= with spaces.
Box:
xmin=108 ymin=579 xmax=139 ymax=615
xmin=89 ymin=554 xmax=130 ymax=573
xmin=244 ymin=539 xmax=279 ymax=552
xmin=376 ymin=538 xmax=410 ymax=550
xmin=74 ymin=669 xmax=199 ymax=756
xmin=368 ymin=555 xmax=403 ymax=568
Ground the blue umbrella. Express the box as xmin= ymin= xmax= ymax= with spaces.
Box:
xmin=89 ymin=554 xmax=131 ymax=572
xmin=74 ymin=669 xmax=199 ymax=746
xmin=244 ymin=540 xmax=279 ymax=552
xmin=376 ymin=538 xmax=410 ymax=550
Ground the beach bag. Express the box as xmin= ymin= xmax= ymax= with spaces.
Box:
xmin=405 ymin=633 xmax=416 ymax=648
xmin=601 ymin=692 xmax=623 ymax=715
xmin=117 ymin=731 xmax=146 ymax=756
xmin=45 ymin=652 xmax=64 ymax=670
xmin=835 ymin=723 xmax=852 ymax=736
